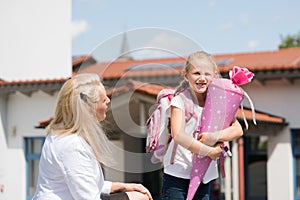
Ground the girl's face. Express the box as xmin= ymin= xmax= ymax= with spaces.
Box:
xmin=184 ymin=59 xmax=216 ymax=95
xmin=96 ymin=85 xmax=110 ymax=122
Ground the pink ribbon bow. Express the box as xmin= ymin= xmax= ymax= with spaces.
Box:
xmin=229 ymin=66 xmax=254 ymax=86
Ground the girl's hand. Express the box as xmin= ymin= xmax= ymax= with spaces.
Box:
xmin=198 ymin=132 xmax=206 ymax=142
xmin=207 ymin=143 xmax=222 ymax=160
xmin=198 ymin=131 xmax=220 ymax=146
xmin=198 ymin=132 xmax=213 ymax=145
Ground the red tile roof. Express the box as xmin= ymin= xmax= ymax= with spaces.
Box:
xmin=236 ymin=107 xmax=285 ymax=124
xmin=2 ymin=47 xmax=300 ymax=85
xmin=72 ymin=55 xmax=96 ymax=67
xmin=107 ymin=79 xmax=167 ymax=97
xmin=0 ymin=78 xmax=67 ymax=85
xmin=79 ymin=47 xmax=300 ymax=79
xmin=79 ymin=57 xmax=184 ymax=79
xmin=215 ymin=47 xmax=300 ymax=73
xmin=35 ymin=117 xmax=53 ymax=129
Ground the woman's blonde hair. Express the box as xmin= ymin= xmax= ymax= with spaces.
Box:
xmin=47 ymin=73 xmax=113 ymax=166
xmin=174 ymin=51 xmax=219 ymax=94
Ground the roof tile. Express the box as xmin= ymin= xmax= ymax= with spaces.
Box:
xmin=2 ymin=47 xmax=300 ymax=85
xmin=80 ymin=47 xmax=300 ymax=79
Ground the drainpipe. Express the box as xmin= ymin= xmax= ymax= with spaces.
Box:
xmin=224 ymin=153 xmax=231 ymax=200
xmin=238 ymin=138 xmax=245 ymax=200
xmin=232 ymin=139 xmax=239 ymax=200
xmin=139 ymin=102 xmax=146 ymax=135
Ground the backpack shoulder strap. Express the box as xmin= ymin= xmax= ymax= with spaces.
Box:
xmin=180 ymin=88 xmax=199 ymax=123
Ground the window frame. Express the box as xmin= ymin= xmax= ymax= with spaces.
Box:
xmin=292 ymin=129 xmax=300 ymax=200
xmin=24 ymin=136 xmax=45 ymax=200
xmin=244 ymin=135 xmax=268 ymax=200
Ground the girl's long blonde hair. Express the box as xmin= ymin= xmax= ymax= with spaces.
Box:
xmin=47 ymin=73 xmax=113 ymax=166
xmin=174 ymin=51 xmax=219 ymax=94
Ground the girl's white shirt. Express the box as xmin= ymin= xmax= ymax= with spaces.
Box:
xmin=163 ymin=91 xmax=218 ymax=183
xmin=32 ymin=133 xmax=111 ymax=200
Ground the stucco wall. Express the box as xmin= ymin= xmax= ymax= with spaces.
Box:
xmin=243 ymin=79 xmax=300 ymax=127
xmin=6 ymin=91 xmax=58 ymax=148
xmin=267 ymin=127 xmax=293 ymax=200
xmin=0 ymin=0 xmax=71 ymax=81
xmin=0 ymin=1 xmax=71 ymax=198
xmin=243 ymin=79 xmax=299 ymax=200
xmin=0 ymin=108 xmax=26 ymax=200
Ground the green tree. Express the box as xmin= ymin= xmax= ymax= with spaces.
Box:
xmin=279 ymin=32 xmax=300 ymax=49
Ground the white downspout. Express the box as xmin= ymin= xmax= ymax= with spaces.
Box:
xmin=224 ymin=152 xmax=232 ymax=200
xmin=232 ymin=139 xmax=239 ymax=200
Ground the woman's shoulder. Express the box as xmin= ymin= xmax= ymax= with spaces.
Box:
xmin=49 ymin=133 xmax=89 ymax=153
xmin=49 ymin=132 xmax=80 ymax=142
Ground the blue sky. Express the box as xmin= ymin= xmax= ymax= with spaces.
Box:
xmin=72 ymin=0 xmax=300 ymax=61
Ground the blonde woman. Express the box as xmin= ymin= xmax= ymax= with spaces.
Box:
xmin=33 ymin=73 xmax=152 ymax=200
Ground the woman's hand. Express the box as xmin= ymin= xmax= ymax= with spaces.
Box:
xmin=111 ymin=182 xmax=152 ymax=200
xmin=125 ymin=183 xmax=152 ymax=199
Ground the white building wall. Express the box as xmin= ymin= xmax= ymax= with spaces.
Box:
xmin=0 ymin=0 xmax=71 ymax=81
xmin=0 ymin=97 xmax=26 ymax=200
xmin=0 ymin=0 xmax=71 ymax=199
xmin=243 ymin=79 xmax=300 ymax=200
xmin=244 ymin=79 xmax=300 ymax=128
xmin=0 ymin=96 xmax=8 ymax=140
xmin=267 ymin=127 xmax=293 ymax=200
xmin=6 ymin=91 xmax=58 ymax=147
xmin=0 ymin=91 xmax=58 ymax=200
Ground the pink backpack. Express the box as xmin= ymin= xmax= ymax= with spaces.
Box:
xmin=146 ymin=88 xmax=197 ymax=164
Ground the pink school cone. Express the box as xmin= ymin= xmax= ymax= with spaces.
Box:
xmin=187 ymin=66 xmax=254 ymax=200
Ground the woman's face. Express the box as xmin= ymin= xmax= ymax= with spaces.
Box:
xmin=96 ymin=85 xmax=110 ymax=122
xmin=184 ymin=59 xmax=216 ymax=94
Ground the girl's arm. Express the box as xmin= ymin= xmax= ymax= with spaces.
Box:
xmin=218 ymin=119 xmax=243 ymax=141
xmin=200 ymin=118 xmax=243 ymax=146
xmin=171 ymin=106 xmax=222 ymax=160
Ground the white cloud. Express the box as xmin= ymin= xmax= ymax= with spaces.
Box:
xmin=72 ymin=20 xmax=89 ymax=39
xmin=219 ymin=23 xmax=234 ymax=32
xmin=272 ymin=15 xmax=281 ymax=23
xmin=240 ymin=16 xmax=250 ymax=26
xmin=248 ymin=40 xmax=259 ymax=48
xmin=208 ymin=0 xmax=216 ymax=7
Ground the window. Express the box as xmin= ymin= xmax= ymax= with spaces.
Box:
xmin=245 ymin=136 xmax=268 ymax=200
xmin=24 ymin=137 xmax=45 ymax=200
xmin=292 ymin=129 xmax=300 ymax=200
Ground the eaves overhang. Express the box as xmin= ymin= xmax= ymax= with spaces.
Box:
xmin=0 ymin=79 xmax=67 ymax=95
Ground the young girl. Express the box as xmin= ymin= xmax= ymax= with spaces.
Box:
xmin=161 ymin=51 xmax=243 ymax=200
xmin=33 ymin=73 xmax=152 ymax=200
